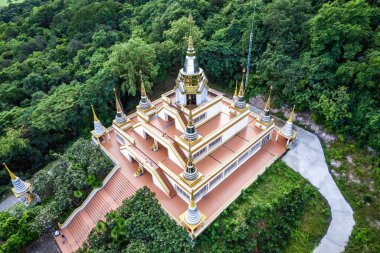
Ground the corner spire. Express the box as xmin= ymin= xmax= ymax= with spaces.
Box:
xmin=260 ymin=85 xmax=273 ymax=124
xmin=233 ymin=80 xmax=238 ymax=99
xmin=265 ymin=85 xmax=273 ymax=110
xmin=91 ymin=105 xmax=99 ymax=122
xmin=234 ymin=69 xmax=247 ymax=109
xmin=113 ymin=88 xmax=128 ymax=127
xmin=185 ymin=110 xmax=198 ymax=141
xmin=3 ymin=163 xmax=16 ymax=180
xmin=184 ymin=144 xmax=198 ymax=181
xmin=280 ymin=105 xmax=295 ymax=137
xmin=91 ymin=105 xmax=106 ymax=136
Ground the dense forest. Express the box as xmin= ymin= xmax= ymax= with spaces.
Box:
xmin=0 ymin=0 xmax=379 ymax=252
xmin=0 ymin=0 xmax=379 ymax=183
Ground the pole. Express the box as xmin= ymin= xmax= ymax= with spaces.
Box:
xmin=245 ymin=2 xmax=256 ymax=86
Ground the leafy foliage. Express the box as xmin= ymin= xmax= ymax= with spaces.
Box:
xmin=80 ymin=187 xmax=192 ymax=253
xmin=195 ymin=161 xmax=326 ymax=253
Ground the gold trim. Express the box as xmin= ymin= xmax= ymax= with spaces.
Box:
xmin=192 ymin=125 xmax=274 ymax=191
xmin=179 ymin=172 xmax=204 ymax=187
xmin=185 ymin=96 xmax=222 ymax=117
xmin=177 ymin=110 xmax=250 ymax=153
xmin=179 ymin=212 xmax=206 ymax=233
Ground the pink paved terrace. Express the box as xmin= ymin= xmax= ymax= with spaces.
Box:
xmin=55 ymin=15 xmax=297 ymax=253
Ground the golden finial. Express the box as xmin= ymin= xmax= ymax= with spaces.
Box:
xmin=188 ymin=143 xmax=193 ymax=165
xmin=139 ymin=70 xmax=147 ymax=97
xmin=188 ymin=110 xmax=194 ymax=126
xmin=113 ymin=88 xmax=123 ymax=113
xmin=234 ymin=80 xmax=238 ymax=97
xmin=187 ymin=13 xmax=194 ymax=50
xmin=189 ymin=189 xmax=196 ymax=208
xmin=91 ymin=105 xmax=99 ymax=122
xmin=3 ymin=163 xmax=17 ymax=180
xmin=265 ymin=85 xmax=273 ymax=110
xmin=238 ymin=69 xmax=245 ymax=97
xmin=288 ymin=105 xmax=295 ymax=123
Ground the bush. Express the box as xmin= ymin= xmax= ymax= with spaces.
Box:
xmin=82 ymin=187 xmax=192 ymax=253
xmin=196 ymin=161 xmax=319 ymax=253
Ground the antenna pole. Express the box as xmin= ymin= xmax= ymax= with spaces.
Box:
xmin=245 ymin=2 xmax=256 ymax=86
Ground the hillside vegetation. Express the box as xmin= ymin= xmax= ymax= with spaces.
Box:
xmin=0 ymin=0 xmax=379 ymax=252
xmin=0 ymin=0 xmax=379 ymax=182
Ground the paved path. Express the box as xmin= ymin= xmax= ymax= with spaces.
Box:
xmin=282 ymin=127 xmax=354 ymax=253
xmin=0 ymin=195 xmax=18 ymax=212
xmin=250 ymin=105 xmax=355 ymax=253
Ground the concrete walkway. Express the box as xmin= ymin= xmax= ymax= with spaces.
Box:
xmin=282 ymin=127 xmax=354 ymax=253
xmin=0 ymin=195 xmax=18 ymax=212
xmin=249 ymin=105 xmax=354 ymax=253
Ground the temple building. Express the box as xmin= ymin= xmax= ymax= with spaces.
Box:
xmin=55 ymin=15 xmax=296 ymax=253
xmin=3 ymin=163 xmax=40 ymax=206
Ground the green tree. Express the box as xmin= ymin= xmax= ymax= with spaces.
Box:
xmin=107 ymin=37 xmax=158 ymax=96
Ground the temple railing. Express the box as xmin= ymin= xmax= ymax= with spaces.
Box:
xmin=194 ymin=154 xmax=278 ymax=238
xmin=61 ymin=164 xmax=120 ymax=228
xmin=121 ymin=145 xmax=171 ymax=195
xmin=141 ymin=122 xmax=186 ymax=167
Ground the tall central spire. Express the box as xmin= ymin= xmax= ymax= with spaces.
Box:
xmin=183 ymin=14 xmax=199 ymax=73
xmin=175 ymin=14 xmax=208 ymax=106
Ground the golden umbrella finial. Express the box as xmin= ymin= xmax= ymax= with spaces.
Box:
xmin=139 ymin=70 xmax=147 ymax=97
xmin=91 ymin=105 xmax=99 ymax=122
xmin=189 ymin=189 xmax=196 ymax=208
xmin=3 ymin=163 xmax=17 ymax=180
xmin=265 ymin=85 xmax=273 ymax=110
xmin=188 ymin=13 xmax=194 ymax=50
xmin=188 ymin=143 xmax=193 ymax=165
xmin=234 ymin=80 xmax=238 ymax=97
xmin=113 ymin=88 xmax=123 ymax=113
xmin=188 ymin=110 xmax=194 ymax=126
xmin=288 ymin=105 xmax=295 ymax=123
xmin=238 ymin=69 xmax=245 ymax=96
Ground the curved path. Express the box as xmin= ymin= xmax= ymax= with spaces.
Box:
xmin=248 ymin=104 xmax=354 ymax=252
xmin=282 ymin=126 xmax=354 ymax=253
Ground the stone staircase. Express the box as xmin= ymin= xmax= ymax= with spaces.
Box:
xmin=57 ymin=170 xmax=137 ymax=253
xmin=156 ymin=167 xmax=177 ymax=198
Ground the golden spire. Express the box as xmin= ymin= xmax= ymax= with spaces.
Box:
xmin=139 ymin=70 xmax=147 ymax=97
xmin=234 ymin=80 xmax=238 ymax=97
xmin=113 ymin=88 xmax=123 ymax=113
xmin=189 ymin=189 xmax=196 ymax=208
xmin=91 ymin=105 xmax=99 ymax=122
xmin=188 ymin=143 xmax=193 ymax=166
xmin=238 ymin=69 xmax=245 ymax=97
xmin=265 ymin=85 xmax=273 ymax=110
xmin=3 ymin=163 xmax=16 ymax=180
xmin=188 ymin=110 xmax=194 ymax=126
xmin=188 ymin=13 xmax=194 ymax=50
xmin=288 ymin=105 xmax=295 ymax=122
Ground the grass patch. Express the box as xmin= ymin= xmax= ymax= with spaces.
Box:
xmin=324 ymin=140 xmax=380 ymax=252
xmin=0 ymin=0 xmax=24 ymax=7
xmin=196 ymin=160 xmax=330 ymax=252
xmin=284 ymin=192 xmax=330 ymax=253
